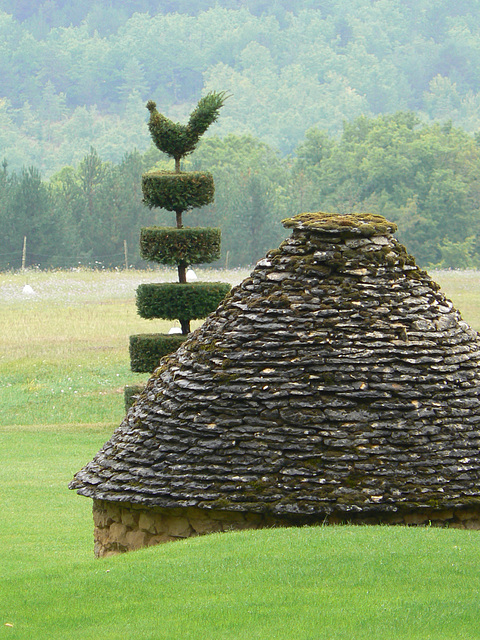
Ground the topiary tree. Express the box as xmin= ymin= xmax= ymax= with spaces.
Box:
xmin=128 ymin=92 xmax=231 ymax=387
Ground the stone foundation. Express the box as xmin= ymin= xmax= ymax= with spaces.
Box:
xmin=92 ymin=499 xmax=480 ymax=557
xmin=93 ymin=500 xmax=278 ymax=557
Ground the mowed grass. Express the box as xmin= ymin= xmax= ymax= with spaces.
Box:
xmin=2 ymin=428 xmax=480 ymax=640
xmin=2 ymin=267 xmax=480 ymax=639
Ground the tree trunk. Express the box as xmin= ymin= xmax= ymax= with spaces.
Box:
xmin=178 ymin=263 xmax=187 ymax=283
xmin=175 ymin=158 xmax=187 ymax=329
xmin=180 ymin=318 xmax=190 ymax=335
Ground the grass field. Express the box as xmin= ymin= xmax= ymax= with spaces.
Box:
xmin=0 ymin=267 xmax=248 ymax=427
xmin=2 ymin=267 xmax=480 ymax=639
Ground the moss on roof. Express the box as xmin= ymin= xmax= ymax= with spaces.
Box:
xmin=282 ymin=212 xmax=398 ymax=236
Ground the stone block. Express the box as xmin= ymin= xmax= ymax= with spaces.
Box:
xmin=163 ymin=515 xmax=192 ymax=538
xmin=93 ymin=508 xmax=109 ymax=528
xmin=126 ymin=529 xmax=150 ymax=550
xmin=185 ymin=507 xmax=206 ymax=521
xmin=94 ymin=526 xmax=110 ymax=545
xmin=94 ymin=541 xmax=104 ymax=558
xmin=93 ymin=501 xmax=118 ymax=527
xmin=190 ymin=516 xmax=223 ymax=535
xmin=121 ymin=508 xmax=138 ymax=527
xmin=109 ymin=522 xmax=128 ymax=546
xmin=148 ymin=533 xmax=177 ymax=546
xmin=138 ymin=511 xmax=160 ymax=534
xmin=209 ymin=510 xmax=245 ymax=523
xmin=384 ymin=515 xmax=404 ymax=525
xmin=429 ymin=510 xmax=454 ymax=522
xmin=404 ymin=512 xmax=430 ymax=525
xmin=222 ymin=520 xmax=259 ymax=532
xmin=104 ymin=501 xmax=122 ymax=523
xmin=245 ymin=512 xmax=264 ymax=525
xmin=455 ymin=509 xmax=480 ymax=521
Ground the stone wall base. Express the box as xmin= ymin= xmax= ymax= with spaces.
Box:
xmin=92 ymin=500 xmax=480 ymax=558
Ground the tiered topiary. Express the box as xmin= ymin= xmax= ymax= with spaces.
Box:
xmin=128 ymin=92 xmax=231 ymax=389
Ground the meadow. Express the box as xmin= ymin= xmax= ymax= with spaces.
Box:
xmin=2 ymin=267 xmax=480 ymax=639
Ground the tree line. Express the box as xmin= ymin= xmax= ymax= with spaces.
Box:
xmin=1 ymin=1 xmax=480 ymax=175
xmin=2 ymin=112 xmax=480 ymax=271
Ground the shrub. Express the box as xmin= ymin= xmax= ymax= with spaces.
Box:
xmin=140 ymin=227 xmax=221 ymax=265
xmin=129 ymin=333 xmax=188 ymax=373
xmin=142 ymin=171 xmax=214 ymax=211
xmin=136 ymin=282 xmax=231 ymax=321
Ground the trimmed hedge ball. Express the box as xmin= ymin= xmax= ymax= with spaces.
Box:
xmin=142 ymin=171 xmax=215 ymax=211
xmin=140 ymin=227 xmax=221 ymax=265
xmin=136 ymin=282 xmax=231 ymax=322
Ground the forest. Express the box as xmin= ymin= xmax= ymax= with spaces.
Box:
xmin=1 ymin=0 xmax=480 ymax=268
xmin=3 ymin=113 xmax=480 ymax=270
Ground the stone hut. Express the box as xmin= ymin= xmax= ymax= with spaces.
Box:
xmin=70 ymin=212 xmax=480 ymax=557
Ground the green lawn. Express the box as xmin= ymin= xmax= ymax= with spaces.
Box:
xmin=2 ymin=427 xmax=480 ymax=639
xmin=2 ymin=268 xmax=480 ymax=639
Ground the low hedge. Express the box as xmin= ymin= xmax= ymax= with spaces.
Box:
xmin=129 ymin=333 xmax=188 ymax=373
xmin=140 ymin=227 xmax=221 ymax=265
xmin=142 ymin=171 xmax=214 ymax=211
xmin=136 ymin=282 xmax=231 ymax=321
xmin=124 ymin=384 xmax=144 ymax=410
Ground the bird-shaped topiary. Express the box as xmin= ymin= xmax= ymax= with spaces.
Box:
xmin=127 ymin=93 xmax=231 ymax=404
xmin=146 ymin=92 xmax=227 ymax=170
xmin=142 ymin=91 xmax=228 ymax=232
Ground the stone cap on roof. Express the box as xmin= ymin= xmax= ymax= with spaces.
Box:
xmin=70 ymin=212 xmax=480 ymax=517
xmin=282 ymin=211 xmax=397 ymax=236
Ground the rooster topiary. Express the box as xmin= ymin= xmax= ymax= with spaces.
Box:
xmin=146 ymin=91 xmax=228 ymax=171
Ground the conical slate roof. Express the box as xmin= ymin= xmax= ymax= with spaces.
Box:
xmin=70 ymin=212 xmax=480 ymax=517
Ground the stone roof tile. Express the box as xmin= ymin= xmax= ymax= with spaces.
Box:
xmin=70 ymin=212 xmax=480 ymax=516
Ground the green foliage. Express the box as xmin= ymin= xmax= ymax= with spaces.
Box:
xmin=5 ymin=2 xmax=480 ymax=172
xmin=187 ymin=134 xmax=292 ymax=266
xmin=129 ymin=333 xmax=188 ymax=373
xmin=0 ymin=163 xmax=71 ymax=269
xmin=6 ymin=111 xmax=480 ymax=270
xmin=142 ymin=170 xmax=215 ymax=211
xmin=124 ymin=384 xmax=144 ymax=410
xmin=293 ymin=112 xmax=480 ymax=266
xmin=430 ymin=236 xmax=480 ymax=269
xmin=42 ymin=148 xmax=163 ymax=268
xmin=136 ymin=282 xmax=231 ymax=322
xmin=146 ymin=92 xmax=228 ymax=161
xmin=134 ymin=90 xmax=229 ymax=373
xmin=140 ymin=226 xmax=222 ymax=265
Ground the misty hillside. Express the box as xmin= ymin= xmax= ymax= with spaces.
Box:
xmin=1 ymin=0 xmax=480 ymax=175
